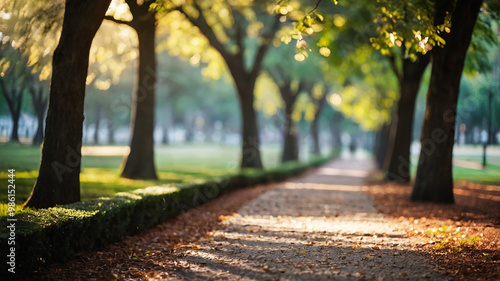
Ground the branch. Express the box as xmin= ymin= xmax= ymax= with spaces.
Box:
xmin=177 ymin=1 xmax=234 ymax=64
xmin=305 ymin=0 xmax=324 ymax=17
xmin=387 ymin=50 xmax=403 ymax=83
xmin=104 ymin=15 xmax=135 ymax=28
xmin=251 ymin=14 xmax=281 ymax=78
xmin=233 ymin=11 xmax=245 ymax=60
xmin=0 ymin=78 xmax=13 ymax=109
xmin=267 ymin=67 xmax=285 ymax=87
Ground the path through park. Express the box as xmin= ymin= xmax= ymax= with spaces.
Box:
xmin=35 ymin=154 xmax=456 ymax=280
xmin=166 ymin=154 xmax=449 ymax=280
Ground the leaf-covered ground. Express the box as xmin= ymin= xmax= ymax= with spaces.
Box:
xmin=366 ymin=180 xmax=500 ymax=280
xmin=25 ymin=157 xmax=499 ymax=280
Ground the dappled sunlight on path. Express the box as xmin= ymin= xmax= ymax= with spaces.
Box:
xmin=170 ymin=156 xmax=451 ymax=280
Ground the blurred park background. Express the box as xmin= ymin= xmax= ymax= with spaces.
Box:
xmin=0 ymin=0 xmax=499 ymax=206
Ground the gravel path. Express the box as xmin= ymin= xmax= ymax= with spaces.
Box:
xmin=169 ymin=155 xmax=452 ymax=280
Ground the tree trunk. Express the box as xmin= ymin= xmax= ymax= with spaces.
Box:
xmin=93 ymin=103 xmax=101 ymax=144
xmin=237 ymin=81 xmax=263 ymax=169
xmin=311 ymin=117 xmax=320 ymax=155
xmin=107 ymin=117 xmax=115 ymax=145
xmin=24 ymin=0 xmax=112 ymax=209
xmin=0 ymin=65 xmax=25 ymax=144
xmin=10 ymin=100 xmax=21 ymax=142
xmin=412 ymin=0 xmax=483 ymax=203
xmin=28 ymin=81 xmax=48 ymax=145
xmin=329 ymin=111 xmax=343 ymax=151
xmin=311 ymin=95 xmax=326 ymax=155
xmin=282 ymin=102 xmax=298 ymax=162
xmin=374 ymin=122 xmax=391 ymax=170
xmin=120 ymin=11 xmax=158 ymax=179
xmin=385 ymin=55 xmax=430 ymax=182
xmin=33 ymin=109 xmax=45 ymax=144
xmin=162 ymin=123 xmax=169 ymax=144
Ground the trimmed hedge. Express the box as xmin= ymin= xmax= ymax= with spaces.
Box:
xmin=0 ymin=154 xmax=334 ymax=275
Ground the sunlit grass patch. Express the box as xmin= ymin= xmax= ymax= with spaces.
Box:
xmin=0 ymin=143 xmax=283 ymax=207
xmin=453 ymin=165 xmax=500 ymax=186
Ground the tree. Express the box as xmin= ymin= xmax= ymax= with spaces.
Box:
xmin=165 ymin=0 xmax=282 ymax=169
xmin=105 ymin=0 xmax=158 ymax=179
xmin=265 ymin=45 xmax=309 ymax=162
xmin=383 ymin=51 xmax=430 ymax=182
xmin=0 ymin=43 xmax=28 ymax=142
xmin=271 ymin=72 xmax=305 ymax=162
xmin=27 ymin=76 xmax=49 ymax=144
xmin=24 ymin=0 xmax=112 ymax=208
xmin=308 ymin=83 xmax=328 ymax=155
xmin=411 ymin=0 xmax=485 ymax=203
xmin=0 ymin=1 xmax=65 ymax=145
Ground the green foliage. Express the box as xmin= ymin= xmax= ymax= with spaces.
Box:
xmin=371 ymin=1 xmax=438 ymax=57
xmin=464 ymin=9 xmax=499 ymax=75
xmin=0 ymin=153 xmax=335 ymax=274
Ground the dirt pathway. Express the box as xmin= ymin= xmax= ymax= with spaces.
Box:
xmin=168 ymin=155 xmax=451 ymax=280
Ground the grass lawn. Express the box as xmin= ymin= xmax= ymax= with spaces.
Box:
xmin=406 ymin=154 xmax=500 ymax=186
xmin=452 ymin=154 xmax=500 ymax=185
xmin=0 ymin=142 xmax=282 ymax=204
xmin=452 ymin=164 xmax=500 ymax=185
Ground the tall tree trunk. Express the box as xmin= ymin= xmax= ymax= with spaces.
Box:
xmin=282 ymin=101 xmax=299 ymax=162
xmin=237 ymin=81 xmax=263 ymax=168
xmin=120 ymin=10 xmax=157 ymax=179
xmin=310 ymin=95 xmax=326 ymax=155
xmin=24 ymin=0 xmax=112 ymax=209
xmin=107 ymin=117 xmax=115 ymax=145
xmin=385 ymin=55 xmax=430 ymax=182
xmin=28 ymin=80 xmax=49 ymax=145
xmin=162 ymin=123 xmax=169 ymax=144
xmin=412 ymin=0 xmax=483 ymax=203
xmin=311 ymin=116 xmax=320 ymax=155
xmin=329 ymin=111 xmax=343 ymax=152
xmin=10 ymin=101 xmax=21 ymax=142
xmin=374 ymin=122 xmax=391 ymax=170
xmin=93 ymin=103 xmax=101 ymax=144
xmin=0 ymin=64 xmax=25 ymax=143
xmin=33 ymin=92 xmax=48 ymax=145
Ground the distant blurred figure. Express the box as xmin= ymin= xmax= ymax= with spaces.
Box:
xmin=349 ymin=138 xmax=357 ymax=155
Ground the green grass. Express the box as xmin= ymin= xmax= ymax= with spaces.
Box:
xmin=452 ymin=164 xmax=500 ymax=185
xmin=0 ymin=142 xmax=282 ymax=204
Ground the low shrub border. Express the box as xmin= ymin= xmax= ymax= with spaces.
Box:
xmin=0 ymin=154 xmax=335 ymax=275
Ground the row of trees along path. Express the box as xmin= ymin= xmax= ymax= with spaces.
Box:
xmin=34 ymin=154 xmax=452 ymax=280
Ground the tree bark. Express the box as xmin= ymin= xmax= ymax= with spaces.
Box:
xmin=281 ymin=95 xmax=299 ymax=163
xmin=412 ymin=0 xmax=483 ymax=203
xmin=0 ymin=80 xmax=23 ymax=142
xmin=236 ymin=80 xmax=263 ymax=168
xmin=120 ymin=3 xmax=158 ymax=179
xmin=10 ymin=100 xmax=21 ymax=142
xmin=162 ymin=123 xmax=169 ymax=144
xmin=93 ymin=103 xmax=101 ymax=144
xmin=107 ymin=118 xmax=115 ymax=144
xmin=310 ymin=93 xmax=327 ymax=156
xmin=28 ymin=79 xmax=49 ymax=145
xmin=374 ymin=122 xmax=391 ymax=170
xmin=385 ymin=55 xmax=430 ymax=182
xmin=24 ymin=0 xmax=112 ymax=209
xmin=329 ymin=111 xmax=343 ymax=152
